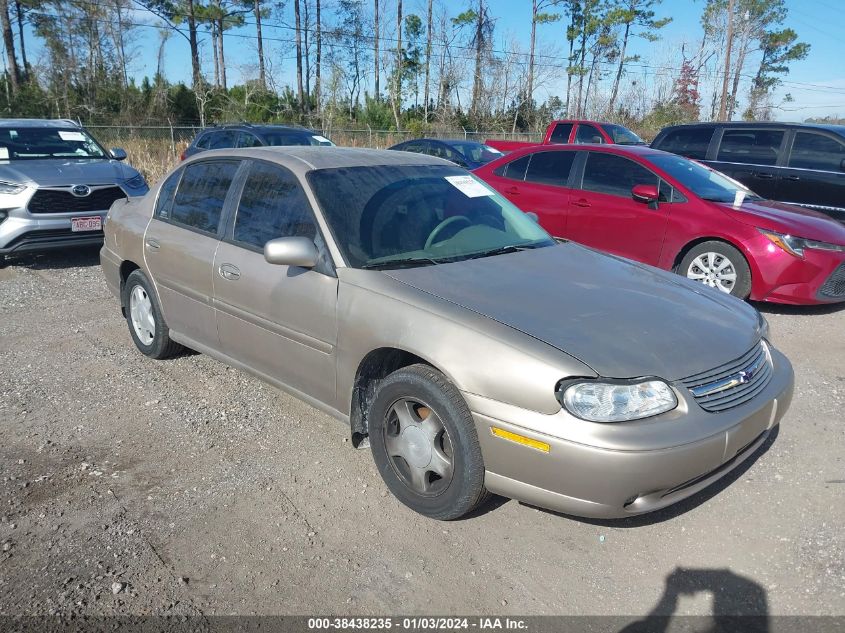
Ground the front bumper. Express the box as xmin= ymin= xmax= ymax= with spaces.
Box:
xmin=468 ymin=347 xmax=794 ymax=519
xmin=0 ymin=210 xmax=108 ymax=255
xmin=746 ymin=235 xmax=845 ymax=305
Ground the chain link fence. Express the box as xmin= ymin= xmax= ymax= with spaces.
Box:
xmin=83 ymin=124 xmax=543 ymax=183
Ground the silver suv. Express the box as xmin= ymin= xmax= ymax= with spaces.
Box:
xmin=0 ymin=119 xmax=149 ymax=265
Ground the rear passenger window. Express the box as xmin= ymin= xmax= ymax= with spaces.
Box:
xmin=548 ymin=123 xmax=573 ymax=144
xmin=582 ymin=153 xmax=658 ymax=198
xmin=717 ymin=129 xmax=784 ymax=166
xmin=495 ymin=154 xmax=530 ymax=180
xmin=524 ymin=151 xmax=575 ymax=187
xmin=155 ymin=169 xmax=181 ymax=219
xmin=233 ymin=162 xmax=317 ymax=249
xmin=170 ymin=160 xmax=240 ymax=234
xmin=195 ymin=134 xmax=212 ymax=149
xmin=574 ymin=124 xmax=604 ymax=144
xmin=236 ymin=132 xmax=263 ymax=148
xmin=653 ymin=128 xmax=713 ymax=160
xmin=207 ymin=131 xmax=237 ymax=149
xmin=788 ymin=132 xmax=845 ymax=171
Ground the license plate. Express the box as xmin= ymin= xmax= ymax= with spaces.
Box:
xmin=71 ymin=216 xmax=102 ymax=232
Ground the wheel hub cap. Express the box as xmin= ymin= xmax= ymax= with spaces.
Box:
xmin=129 ymin=285 xmax=155 ymax=345
xmin=687 ymin=252 xmax=738 ymax=294
xmin=383 ymin=398 xmax=454 ymax=496
xmin=400 ymin=426 xmax=432 ymax=468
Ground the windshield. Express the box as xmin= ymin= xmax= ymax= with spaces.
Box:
xmin=263 ymin=131 xmax=334 ymax=147
xmin=650 ymin=154 xmax=763 ymax=203
xmin=0 ymin=127 xmax=108 ymax=160
xmin=448 ymin=142 xmax=504 ymax=165
xmin=600 ymin=124 xmax=645 ymax=145
xmin=308 ymin=164 xmax=554 ymax=269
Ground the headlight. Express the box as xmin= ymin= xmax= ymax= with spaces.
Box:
xmin=124 ymin=174 xmax=147 ymax=189
xmin=0 ymin=180 xmax=25 ymax=195
xmin=558 ymin=379 xmax=678 ymax=423
xmin=759 ymin=229 xmax=845 ymax=258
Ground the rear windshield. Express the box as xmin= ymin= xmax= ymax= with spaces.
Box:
xmin=263 ymin=131 xmax=334 ymax=147
xmin=447 ymin=141 xmax=503 ymax=164
xmin=0 ymin=127 xmax=108 ymax=160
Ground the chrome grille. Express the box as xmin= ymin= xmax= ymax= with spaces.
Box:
xmin=681 ymin=342 xmax=773 ymax=413
xmin=819 ymin=263 xmax=845 ymax=299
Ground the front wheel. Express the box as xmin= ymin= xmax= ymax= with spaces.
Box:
xmin=369 ymin=364 xmax=490 ymax=520
xmin=122 ymin=269 xmax=183 ymax=359
xmin=679 ymin=241 xmax=752 ymax=299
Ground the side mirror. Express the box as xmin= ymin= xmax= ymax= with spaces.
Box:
xmin=264 ymin=236 xmax=318 ymax=268
xmin=110 ymin=147 xmax=127 ymax=161
xmin=631 ymin=184 xmax=659 ymax=204
xmin=525 ymin=211 xmax=539 ymax=223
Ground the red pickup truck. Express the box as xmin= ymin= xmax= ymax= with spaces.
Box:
xmin=486 ymin=120 xmax=646 ymax=153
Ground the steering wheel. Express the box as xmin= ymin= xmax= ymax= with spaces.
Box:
xmin=424 ymin=216 xmax=472 ymax=250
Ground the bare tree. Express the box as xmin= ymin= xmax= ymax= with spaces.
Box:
xmin=423 ymin=0 xmax=432 ymax=120
xmin=0 ymin=0 xmax=19 ymax=94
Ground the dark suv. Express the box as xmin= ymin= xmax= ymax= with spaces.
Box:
xmin=652 ymin=122 xmax=845 ymax=224
xmin=181 ymin=123 xmax=334 ymax=160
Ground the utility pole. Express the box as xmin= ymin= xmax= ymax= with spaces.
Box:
xmin=718 ymin=0 xmax=735 ymax=121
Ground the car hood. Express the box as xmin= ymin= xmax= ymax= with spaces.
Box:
xmin=385 ymin=243 xmax=763 ymax=381
xmin=715 ymin=199 xmax=845 ymax=245
xmin=0 ymin=159 xmax=138 ymax=186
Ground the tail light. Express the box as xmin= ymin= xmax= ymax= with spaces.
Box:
xmin=179 ymin=150 xmax=187 ymax=161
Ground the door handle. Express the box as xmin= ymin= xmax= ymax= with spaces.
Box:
xmin=144 ymin=238 xmax=160 ymax=251
xmin=783 ymin=174 xmax=800 ymax=181
xmin=218 ymin=263 xmax=241 ymax=280
xmin=571 ymin=198 xmax=591 ymax=208
xmin=754 ymin=172 xmax=775 ymax=179
xmin=505 ymin=186 xmax=520 ymax=195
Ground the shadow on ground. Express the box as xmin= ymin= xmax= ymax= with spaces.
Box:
xmin=1 ymin=245 xmax=102 ymax=271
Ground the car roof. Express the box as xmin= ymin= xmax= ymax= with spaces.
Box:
xmin=508 ymin=143 xmax=662 ymax=157
xmin=660 ymin=121 xmax=845 ymax=134
xmin=0 ymin=118 xmax=81 ymax=128
xmin=202 ymin=124 xmax=314 ymax=133
xmin=188 ymin=146 xmax=453 ymax=174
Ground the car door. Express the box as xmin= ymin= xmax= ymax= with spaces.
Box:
xmin=566 ymin=151 xmax=671 ymax=266
xmin=212 ymin=160 xmax=338 ymax=405
xmin=709 ymin=127 xmax=786 ymax=199
xmin=778 ymin=130 xmax=845 ymax=223
xmin=144 ymin=159 xmax=242 ymax=349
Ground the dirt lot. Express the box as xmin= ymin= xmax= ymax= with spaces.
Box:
xmin=0 ymin=248 xmax=843 ymax=619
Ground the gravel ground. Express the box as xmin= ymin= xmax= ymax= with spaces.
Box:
xmin=0 ymin=247 xmax=843 ymax=619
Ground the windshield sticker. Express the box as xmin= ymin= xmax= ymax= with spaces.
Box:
xmin=58 ymin=131 xmax=86 ymax=141
xmin=0 ymin=147 xmax=8 ymax=160
xmin=733 ymin=190 xmax=746 ymax=208
xmin=312 ymin=135 xmax=331 ymax=144
xmin=444 ymin=175 xmax=494 ymax=198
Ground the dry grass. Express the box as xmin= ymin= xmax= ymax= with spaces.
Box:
xmin=118 ymin=138 xmax=186 ymax=184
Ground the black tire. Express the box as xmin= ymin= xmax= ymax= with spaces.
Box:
xmin=121 ymin=269 xmax=183 ymax=359
xmin=678 ymin=240 xmax=752 ymax=299
xmin=369 ymin=364 xmax=490 ymax=520
xmin=0 ymin=254 xmax=6 ymax=268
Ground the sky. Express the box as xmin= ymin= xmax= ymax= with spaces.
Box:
xmin=31 ymin=0 xmax=845 ymax=122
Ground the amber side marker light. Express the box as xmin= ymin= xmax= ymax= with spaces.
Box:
xmin=491 ymin=427 xmax=550 ymax=453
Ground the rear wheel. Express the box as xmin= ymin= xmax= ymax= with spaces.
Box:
xmin=679 ymin=241 xmax=752 ymax=299
xmin=369 ymin=364 xmax=489 ymax=520
xmin=122 ymin=269 xmax=183 ymax=359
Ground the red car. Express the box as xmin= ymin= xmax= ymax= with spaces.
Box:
xmin=486 ymin=119 xmax=646 ymax=153
xmin=474 ymin=144 xmax=845 ymax=305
